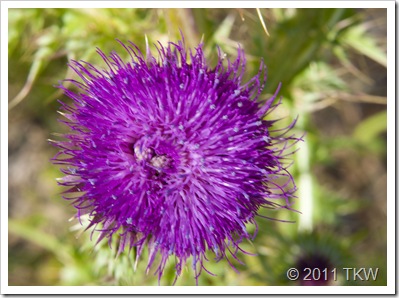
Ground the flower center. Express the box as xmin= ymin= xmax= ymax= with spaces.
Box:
xmin=133 ymin=137 xmax=175 ymax=171
xmin=149 ymin=155 xmax=170 ymax=168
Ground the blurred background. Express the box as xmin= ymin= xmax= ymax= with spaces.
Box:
xmin=8 ymin=8 xmax=387 ymax=286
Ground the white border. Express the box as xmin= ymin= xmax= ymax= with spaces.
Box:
xmin=2 ymin=1 xmax=394 ymax=9
xmin=1 ymin=286 xmax=396 ymax=295
xmin=2 ymin=1 xmax=395 ymax=295
xmin=385 ymin=0 xmax=396 ymax=293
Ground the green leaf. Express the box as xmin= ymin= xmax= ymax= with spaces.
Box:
xmin=8 ymin=219 xmax=73 ymax=264
xmin=353 ymin=110 xmax=387 ymax=144
xmin=340 ymin=24 xmax=387 ymax=67
xmin=293 ymin=61 xmax=347 ymax=93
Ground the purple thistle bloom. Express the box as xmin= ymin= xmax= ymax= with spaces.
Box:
xmin=52 ymin=37 xmax=299 ymax=284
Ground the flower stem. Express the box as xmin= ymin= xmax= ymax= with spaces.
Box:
xmin=297 ymin=114 xmax=313 ymax=232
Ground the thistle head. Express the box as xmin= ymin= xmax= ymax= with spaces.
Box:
xmin=51 ymin=37 xmax=299 ymax=285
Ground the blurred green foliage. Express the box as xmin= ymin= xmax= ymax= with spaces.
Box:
xmin=8 ymin=8 xmax=387 ymax=286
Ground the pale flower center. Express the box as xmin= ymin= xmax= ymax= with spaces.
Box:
xmin=133 ymin=142 xmax=172 ymax=170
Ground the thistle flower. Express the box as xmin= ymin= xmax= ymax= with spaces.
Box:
xmin=52 ymin=37 xmax=299 ymax=284
xmin=293 ymin=232 xmax=351 ymax=286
